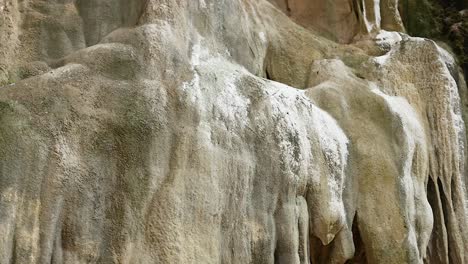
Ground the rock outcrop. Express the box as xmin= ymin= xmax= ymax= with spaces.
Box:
xmin=0 ymin=0 xmax=467 ymax=263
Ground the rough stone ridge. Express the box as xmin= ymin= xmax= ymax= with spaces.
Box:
xmin=0 ymin=0 xmax=467 ymax=263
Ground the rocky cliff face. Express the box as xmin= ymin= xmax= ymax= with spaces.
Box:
xmin=0 ymin=0 xmax=467 ymax=263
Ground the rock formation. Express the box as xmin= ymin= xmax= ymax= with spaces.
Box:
xmin=0 ymin=0 xmax=467 ymax=263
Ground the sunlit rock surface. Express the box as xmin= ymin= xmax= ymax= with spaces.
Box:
xmin=0 ymin=0 xmax=467 ymax=263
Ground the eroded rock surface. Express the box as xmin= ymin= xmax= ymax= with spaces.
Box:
xmin=0 ymin=0 xmax=467 ymax=263
xmin=267 ymin=0 xmax=404 ymax=42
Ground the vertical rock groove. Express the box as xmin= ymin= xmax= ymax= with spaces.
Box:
xmin=0 ymin=0 xmax=466 ymax=263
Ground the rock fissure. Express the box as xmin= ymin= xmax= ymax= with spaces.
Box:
xmin=0 ymin=0 xmax=467 ymax=263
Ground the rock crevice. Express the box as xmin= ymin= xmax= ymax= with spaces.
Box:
xmin=0 ymin=0 xmax=467 ymax=263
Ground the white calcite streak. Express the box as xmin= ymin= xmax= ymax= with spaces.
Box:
xmin=374 ymin=0 xmax=381 ymax=28
xmin=0 ymin=0 xmax=467 ymax=263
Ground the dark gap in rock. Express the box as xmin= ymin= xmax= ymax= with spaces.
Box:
xmin=50 ymin=244 xmax=56 ymax=264
xmin=436 ymin=177 xmax=457 ymax=263
xmin=285 ymin=0 xmax=291 ymax=14
xmin=358 ymin=0 xmax=364 ymax=13
xmin=438 ymin=176 xmax=464 ymax=264
xmin=355 ymin=73 xmax=365 ymax=79
xmin=437 ymin=178 xmax=450 ymax=236
xmin=309 ymin=235 xmax=332 ymax=263
xmin=425 ymin=176 xmax=458 ymax=263
xmin=345 ymin=214 xmax=367 ymax=264
xmin=265 ymin=68 xmax=272 ymax=81
xmin=273 ymin=248 xmax=279 ymax=264
xmin=425 ymin=176 xmax=438 ymax=262
xmin=352 ymin=0 xmax=364 ymax=22
xmin=273 ymin=240 xmax=283 ymax=264
xmin=11 ymin=228 xmax=18 ymax=264
xmin=426 ymin=176 xmax=438 ymax=213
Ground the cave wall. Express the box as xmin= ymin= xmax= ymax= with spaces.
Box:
xmin=0 ymin=0 xmax=467 ymax=263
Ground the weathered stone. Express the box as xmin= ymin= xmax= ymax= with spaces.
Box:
xmin=0 ymin=0 xmax=466 ymax=263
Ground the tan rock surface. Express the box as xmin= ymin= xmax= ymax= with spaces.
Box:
xmin=0 ymin=0 xmax=466 ymax=263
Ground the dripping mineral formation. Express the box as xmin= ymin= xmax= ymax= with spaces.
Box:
xmin=0 ymin=0 xmax=467 ymax=263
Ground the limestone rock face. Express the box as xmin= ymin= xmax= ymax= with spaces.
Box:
xmin=0 ymin=0 xmax=467 ymax=263
xmin=267 ymin=0 xmax=405 ymax=42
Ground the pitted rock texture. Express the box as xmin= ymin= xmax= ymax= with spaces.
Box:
xmin=267 ymin=0 xmax=404 ymax=42
xmin=0 ymin=0 xmax=467 ymax=263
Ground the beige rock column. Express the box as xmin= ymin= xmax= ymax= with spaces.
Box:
xmin=380 ymin=0 xmax=405 ymax=32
